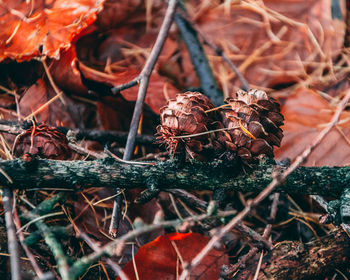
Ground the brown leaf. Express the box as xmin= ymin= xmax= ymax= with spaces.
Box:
xmin=19 ymin=78 xmax=98 ymax=128
xmin=0 ymin=0 xmax=105 ymax=62
xmin=275 ymin=87 xmax=350 ymax=166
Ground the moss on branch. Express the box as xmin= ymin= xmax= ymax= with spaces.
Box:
xmin=0 ymin=158 xmax=348 ymax=197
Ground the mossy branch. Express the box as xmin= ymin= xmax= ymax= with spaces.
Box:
xmin=0 ymin=158 xmax=348 ymax=197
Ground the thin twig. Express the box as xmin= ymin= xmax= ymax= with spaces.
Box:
xmin=3 ymin=188 xmax=22 ymax=280
xmin=109 ymin=0 xmax=178 ymax=235
xmin=111 ymin=77 xmax=140 ymax=95
xmin=179 ymin=89 xmax=350 ymax=280
xmin=68 ymin=143 xmax=106 ymax=159
xmin=41 ymin=59 xmax=66 ymax=105
xmin=221 ymin=193 xmax=280 ymax=278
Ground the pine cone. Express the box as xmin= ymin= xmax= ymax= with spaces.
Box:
xmin=156 ymin=92 xmax=214 ymax=160
xmin=219 ymin=89 xmax=284 ymax=162
xmin=13 ymin=124 xmax=72 ymax=160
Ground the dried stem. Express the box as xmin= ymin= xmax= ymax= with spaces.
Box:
xmin=111 ymin=77 xmax=140 ymax=95
xmin=69 ymin=208 xmax=238 ymax=279
xmin=13 ymin=212 xmax=44 ymax=278
xmin=221 ymin=193 xmax=280 ymax=278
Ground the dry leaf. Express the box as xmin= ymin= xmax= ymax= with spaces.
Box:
xmin=0 ymin=0 xmax=105 ymax=61
xmin=275 ymin=87 xmax=350 ymax=166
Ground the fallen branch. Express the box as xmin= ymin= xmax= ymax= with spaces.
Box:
xmin=0 ymin=158 xmax=348 ymax=197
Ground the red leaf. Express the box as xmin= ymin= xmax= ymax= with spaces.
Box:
xmin=0 ymin=0 xmax=105 ymax=62
xmin=117 ymin=232 xmax=228 ymax=280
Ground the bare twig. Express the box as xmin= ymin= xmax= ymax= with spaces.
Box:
xmin=109 ymin=0 xmax=178 ymax=235
xmin=3 ymin=188 xmax=22 ymax=280
xmin=68 ymin=143 xmax=106 ymax=159
xmin=167 ymin=190 xmax=272 ymax=249
xmin=41 ymin=59 xmax=66 ymax=105
xmin=111 ymin=77 xmax=140 ymax=95
xmin=166 ymin=189 xmax=208 ymax=210
xmin=179 ymin=89 xmax=350 ymax=280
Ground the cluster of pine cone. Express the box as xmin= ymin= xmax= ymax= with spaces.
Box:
xmin=157 ymin=89 xmax=284 ymax=163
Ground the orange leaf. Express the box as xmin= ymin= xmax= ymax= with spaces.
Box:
xmin=0 ymin=0 xmax=105 ymax=62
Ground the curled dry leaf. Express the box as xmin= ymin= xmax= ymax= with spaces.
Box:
xmin=275 ymin=87 xmax=350 ymax=166
xmin=0 ymin=0 xmax=105 ymax=62
xmin=13 ymin=123 xmax=72 ymax=160
xmin=116 ymin=232 xmax=228 ymax=280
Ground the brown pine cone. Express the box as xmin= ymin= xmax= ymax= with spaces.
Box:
xmin=219 ymin=89 xmax=284 ymax=163
xmin=156 ymin=92 xmax=215 ymax=160
xmin=13 ymin=124 xmax=72 ymax=160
